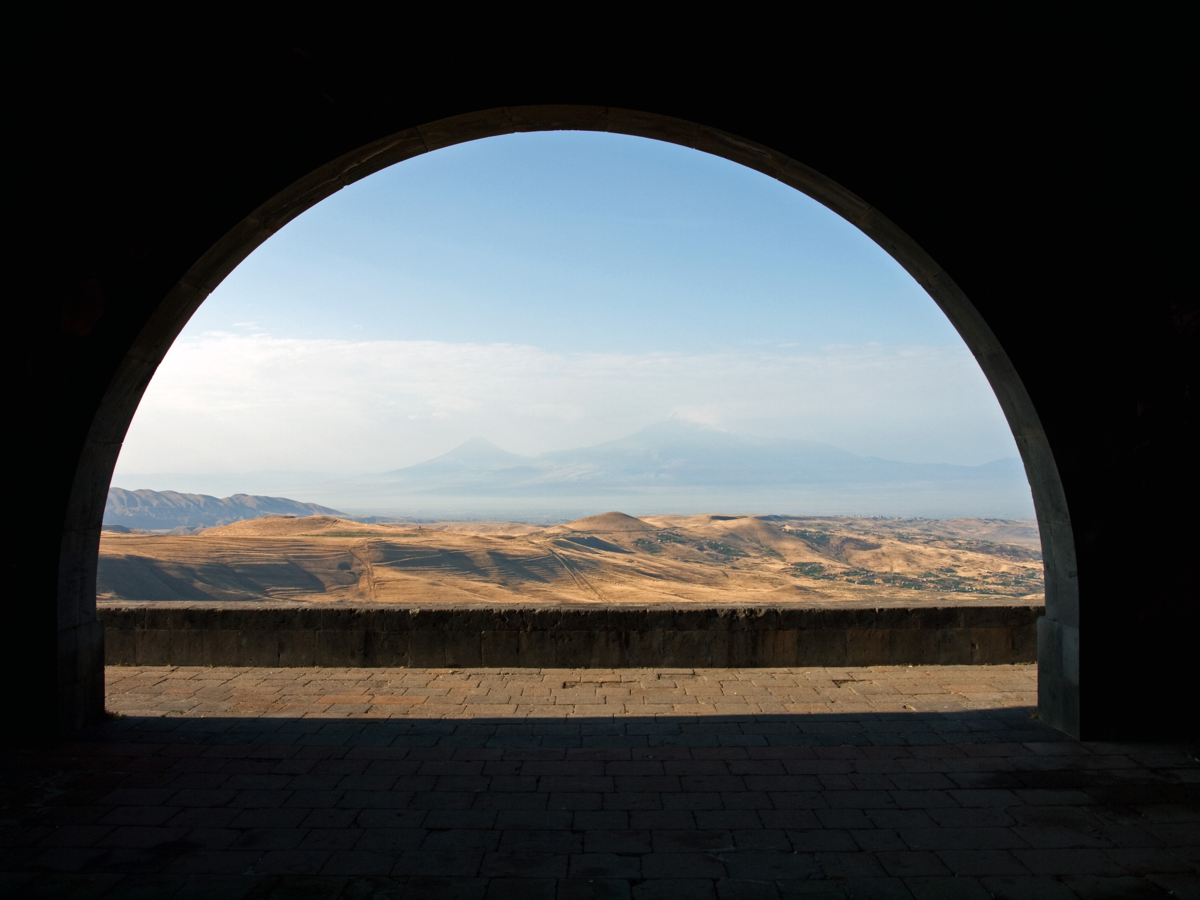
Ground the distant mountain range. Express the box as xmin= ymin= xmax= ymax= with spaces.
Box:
xmin=104 ymin=489 xmax=347 ymax=531
xmin=109 ymin=421 xmax=1035 ymax=524
xmin=378 ymin=421 xmax=1026 ymax=495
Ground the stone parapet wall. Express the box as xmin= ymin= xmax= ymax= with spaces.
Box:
xmin=99 ymin=603 xmax=1043 ymax=668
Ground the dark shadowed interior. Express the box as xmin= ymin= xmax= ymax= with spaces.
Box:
xmin=7 ymin=35 xmax=1195 ymax=899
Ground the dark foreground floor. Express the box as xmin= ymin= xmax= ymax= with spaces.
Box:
xmin=1 ymin=666 xmax=1197 ymax=899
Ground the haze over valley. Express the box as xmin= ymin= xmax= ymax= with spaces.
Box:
xmin=111 ymin=421 xmax=1033 ymax=524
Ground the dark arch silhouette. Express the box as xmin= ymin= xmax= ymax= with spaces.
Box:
xmin=51 ymin=106 xmax=1083 ymax=731
xmin=16 ymin=52 xmax=1194 ymax=743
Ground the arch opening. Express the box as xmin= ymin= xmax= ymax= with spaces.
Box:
xmin=64 ymin=107 xmax=1078 ymax=735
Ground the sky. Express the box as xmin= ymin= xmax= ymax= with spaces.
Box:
xmin=113 ymin=131 xmax=1022 ymax=485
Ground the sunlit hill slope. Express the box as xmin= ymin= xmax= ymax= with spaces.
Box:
xmin=98 ymin=512 xmax=1044 ymax=608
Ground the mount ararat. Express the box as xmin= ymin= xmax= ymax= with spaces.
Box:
xmin=379 ymin=421 xmax=1025 ymax=494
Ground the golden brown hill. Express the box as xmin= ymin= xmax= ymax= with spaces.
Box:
xmin=97 ymin=513 xmax=1044 ymax=608
xmin=557 ymin=512 xmax=656 ymax=533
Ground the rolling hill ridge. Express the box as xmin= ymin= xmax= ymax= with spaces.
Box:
xmin=104 ymin=489 xmax=347 ymax=531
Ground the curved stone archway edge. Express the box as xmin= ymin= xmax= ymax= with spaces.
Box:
xmin=60 ymin=106 xmax=1079 ymax=736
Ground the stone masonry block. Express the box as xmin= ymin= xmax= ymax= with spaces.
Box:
xmin=96 ymin=608 xmax=136 ymax=632
xmin=1012 ymin=620 xmax=1039 ymax=662
xmin=362 ymin=629 xmax=406 ymax=667
xmin=525 ymin=609 xmax=562 ymax=634
xmin=481 ymin=630 xmax=520 ymax=666
xmin=279 ymin=630 xmax=316 ymax=667
xmin=969 ymin=627 xmax=1013 ymax=665
xmin=765 ymin=628 xmax=799 ymax=667
xmin=641 ymin=610 xmax=679 ymax=634
xmin=937 ymin=628 xmax=974 ymax=665
xmin=607 ymin=107 xmax=700 ymax=148
xmin=623 ymin=630 xmax=664 ymax=667
xmin=170 ymin=629 xmax=205 ymax=666
xmin=442 ymin=630 xmax=482 ymax=667
xmin=796 ymin=628 xmax=847 ymax=667
xmin=105 ymin=627 xmax=135 ymax=665
xmin=202 ymin=630 xmax=240 ymax=667
xmin=660 ymin=630 xmax=714 ymax=668
xmin=134 ymin=629 xmax=172 ymax=666
xmin=407 ymin=631 xmax=446 ymax=667
xmin=670 ymin=607 xmax=722 ymax=633
xmin=518 ymin=630 xmax=557 ymax=668
xmin=730 ymin=629 xmax=794 ymax=667
xmin=903 ymin=607 xmax=959 ymax=631
xmin=552 ymin=631 xmax=601 ymax=668
xmin=587 ymin=629 xmax=625 ymax=668
xmin=846 ymin=628 xmax=890 ymax=666
xmin=510 ymin=104 xmax=609 ymax=134
xmin=705 ymin=628 xmax=731 ymax=667
xmin=236 ymin=629 xmax=279 ymax=666
xmin=290 ymin=605 xmax=328 ymax=632
xmin=355 ymin=607 xmax=395 ymax=635
xmin=888 ymin=627 xmax=940 ymax=665
xmin=315 ymin=629 xmax=366 ymax=667
xmin=610 ymin=609 xmax=652 ymax=635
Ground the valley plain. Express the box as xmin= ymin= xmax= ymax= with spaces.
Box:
xmin=98 ymin=512 xmax=1044 ymax=608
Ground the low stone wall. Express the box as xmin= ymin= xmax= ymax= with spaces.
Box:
xmin=99 ymin=603 xmax=1043 ymax=668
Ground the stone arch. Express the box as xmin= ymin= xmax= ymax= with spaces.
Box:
xmin=59 ymin=106 xmax=1078 ymax=735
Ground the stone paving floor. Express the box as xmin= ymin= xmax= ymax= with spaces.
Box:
xmin=1 ymin=665 xmax=1196 ymax=899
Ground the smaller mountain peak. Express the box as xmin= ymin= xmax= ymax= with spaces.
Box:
xmin=438 ymin=437 xmax=526 ymax=462
xmin=648 ymin=417 xmax=730 ymax=434
xmin=385 ymin=437 xmax=528 ymax=473
xmin=460 ymin=436 xmax=504 ymax=450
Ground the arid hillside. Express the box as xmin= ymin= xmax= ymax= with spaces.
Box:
xmin=97 ymin=513 xmax=1043 ymax=607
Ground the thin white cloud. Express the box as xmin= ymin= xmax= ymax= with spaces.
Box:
xmin=115 ymin=333 xmax=1018 ymax=475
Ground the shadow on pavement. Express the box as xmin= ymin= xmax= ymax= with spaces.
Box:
xmin=2 ymin=708 xmax=1196 ymax=899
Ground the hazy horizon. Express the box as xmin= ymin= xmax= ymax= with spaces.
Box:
xmin=112 ymin=419 xmax=1035 ymax=521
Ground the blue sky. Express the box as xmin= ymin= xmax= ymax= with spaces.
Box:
xmin=187 ymin=132 xmax=959 ymax=350
xmin=114 ymin=132 xmax=1022 ymax=483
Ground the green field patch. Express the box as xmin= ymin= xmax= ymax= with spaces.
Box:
xmin=698 ymin=541 xmax=747 ymax=558
xmin=788 ymin=529 xmax=832 ymax=546
xmin=654 ymin=532 xmax=688 ymax=544
xmin=791 ymin=562 xmax=827 ymax=576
